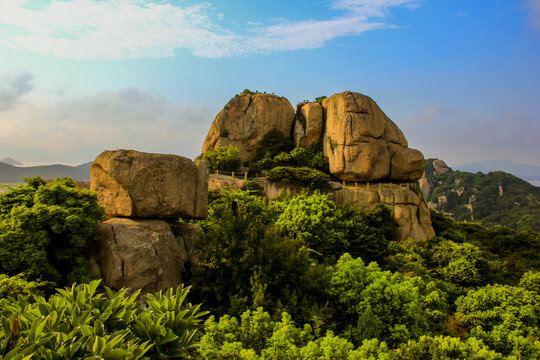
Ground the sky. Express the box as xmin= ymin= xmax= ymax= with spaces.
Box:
xmin=0 ymin=0 xmax=539 ymax=167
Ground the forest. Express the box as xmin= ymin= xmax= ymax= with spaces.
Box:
xmin=0 ymin=176 xmax=539 ymax=359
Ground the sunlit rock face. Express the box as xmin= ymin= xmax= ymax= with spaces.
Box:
xmin=202 ymin=92 xmax=295 ymax=163
xmin=321 ymin=91 xmax=424 ymax=182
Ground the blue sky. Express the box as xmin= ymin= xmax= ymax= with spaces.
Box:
xmin=0 ymin=0 xmax=539 ymax=167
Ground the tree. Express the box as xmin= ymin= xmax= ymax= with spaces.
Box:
xmin=199 ymin=145 xmax=241 ymax=172
xmin=0 ymin=177 xmax=104 ymax=287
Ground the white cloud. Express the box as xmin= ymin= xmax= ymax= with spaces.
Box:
xmin=0 ymin=84 xmax=214 ymax=162
xmin=0 ymin=0 xmax=420 ymax=59
xmin=0 ymin=71 xmax=34 ymax=110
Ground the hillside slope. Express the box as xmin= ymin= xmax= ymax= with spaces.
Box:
xmin=422 ymin=159 xmax=540 ymax=232
xmin=0 ymin=161 xmax=91 ymax=183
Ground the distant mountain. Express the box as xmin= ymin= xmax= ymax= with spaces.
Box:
xmin=0 ymin=157 xmax=22 ymax=166
xmin=454 ymin=159 xmax=540 ymax=183
xmin=421 ymin=159 xmax=540 ymax=232
xmin=0 ymin=161 xmax=92 ymax=183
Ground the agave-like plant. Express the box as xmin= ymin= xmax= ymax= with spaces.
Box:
xmin=0 ymin=280 xmax=207 ymax=359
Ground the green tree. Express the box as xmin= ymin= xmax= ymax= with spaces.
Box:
xmin=199 ymin=145 xmax=241 ymax=172
xmin=0 ymin=177 xmax=104 ymax=287
xmin=325 ymin=254 xmax=431 ymax=346
xmin=455 ymin=284 xmax=540 ymax=356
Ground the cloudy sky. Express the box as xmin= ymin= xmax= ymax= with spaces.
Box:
xmin=0 ymin=0 xmax=539 ymax=167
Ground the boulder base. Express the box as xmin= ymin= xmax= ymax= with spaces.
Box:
xmin=89 ymin=218 xmax=195 ymax=294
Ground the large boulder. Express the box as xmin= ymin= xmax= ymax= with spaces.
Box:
xmin=293 ymin=102 xmax=324 ymax=148
xmin=202 ymin=92 xmax=295 ymax=162
xmin=322 ymin=92 xmax=424 ymax=181
xmin=91 ymin=150 xmax=208 ymax=219
xmin=89 ymin=218 xmax=190 ymax=294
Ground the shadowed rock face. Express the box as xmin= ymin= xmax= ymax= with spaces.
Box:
xmin=88 ymin=218 xmax=203 ymax=295
xmin=293 ymin=102 xmax=324 ymax=148
xmin=91 ymin=150 xmax=208 ymax=219
xmin=202 ymin=93 xmax=295 ymax=163
xmin=322 ymin=92 xmax=424 ymax=182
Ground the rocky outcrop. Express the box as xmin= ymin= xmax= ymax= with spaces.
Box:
xmin=202 ymin=93 xmax=295 ymax=163
xmin=433 ymin=159 xmax=450 ymax=175
xmin=293 ymin=102 xmax=324 ymax=148
xmin=91 ymin=150 xmax=208 ymax=219
xmin=88 ymin=218 xmax=202 ymax=294
xmin=321 ymin=92 xmax=424 ymax=182
xmin=332 ymin=184 xmax=435 ymax=242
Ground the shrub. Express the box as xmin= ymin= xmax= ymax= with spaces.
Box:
xmin=268 ymin=166 xmax=330 ymax=189
xmin=0 ymin=177 xmax=104 ymax=288
xmin=315 ymin=96 xmax=327 ymax=103
xmin=242 ymin=180 xmax=264 ymax=195
xmin=199 ymin=145 xmax=241 ymax=172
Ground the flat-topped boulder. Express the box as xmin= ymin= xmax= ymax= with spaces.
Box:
xmin=202 ymin=92 xmax=295 ymax=162
xmin=91 ymin=150 xmax=208 ymax=219
xmin=322 ymin=92 xmax=424 ymax=182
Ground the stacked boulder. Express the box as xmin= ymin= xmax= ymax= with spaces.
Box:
xmin=202 ymin=90 xmax=435 ymax=242
xmin=88 ymin=150 xmax=208 ymax=295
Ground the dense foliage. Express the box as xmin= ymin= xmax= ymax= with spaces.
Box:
xmin=198 ymin=145 xmax=241 ymax=172
xmin=0 ymin=280 xmax=206 ymax=359
xmin=424 ymin=159 xmax=540 ymax=232
xmin=0 ymin=177 xmax=103 ymax=288
xmin=0 ymin=175 xmax=539 ymax=358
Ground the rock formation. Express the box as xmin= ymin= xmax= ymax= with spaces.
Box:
xmin=293 ymin=102 xmax=324 ymax=148
xmin=202 ymin=92 xmax=295 ymax=163
xmin=91 ymin=150 xmax=208 ymax=219
xmin=89 ymin=150 xmax=208 ymax=295
xmin=202 ymin=90 xmax=435 ymax=242
xmin=321 ymin=92 xmax=423 ymax=182
xmin=332 ymin=184 xmax=435 ymax=242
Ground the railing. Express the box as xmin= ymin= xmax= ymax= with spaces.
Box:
xmin=210 ymin=170 xmax=418 ymax=191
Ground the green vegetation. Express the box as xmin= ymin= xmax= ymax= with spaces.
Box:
xmin=0 ymin=172 xmax=539 ymax=358
xmin=424 ymin=159 xmax=540 ymax=232
xmin=268 ymin=166 xmax=330 ymax=189
xmin=0 ymin=281 xmax=206 ymax=359
xmin=199 ymin=145 xmax=241 ymax=172
xmin=315 ymin=96 xmax=327 ymax=103
xmin=0 ymin=177 xmax=103 ymax=288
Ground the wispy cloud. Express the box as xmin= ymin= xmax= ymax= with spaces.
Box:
xmin=0 ymin=0 xmax=420 ymax=59
xmin=0 ymin=75 xmax=214 ymax=162
xmin=0 ymin=71 xmax=34 ymax=110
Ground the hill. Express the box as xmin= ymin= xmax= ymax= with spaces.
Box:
xmin=421 ymin=158 xmax=540 ymax=232
xmin=455 ymin=159 xmax=540 ymax=184
xmin=0 ymin=157 xmax=22 ymax=166
xmin=0 ymin=161 xmax=92 ymax=183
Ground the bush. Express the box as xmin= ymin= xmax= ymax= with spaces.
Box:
xmin=0 ymin=280 xmax=207 ymax=359
xmin=199 ymin=145 xmax=241 ymax=172
xmin=0 ymin=177 xmax=104 ymax=288
xmin=242 ymin=180 xmax=264 ymax=195
xmin=268 ymin=166 xmax=330 ymax=189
